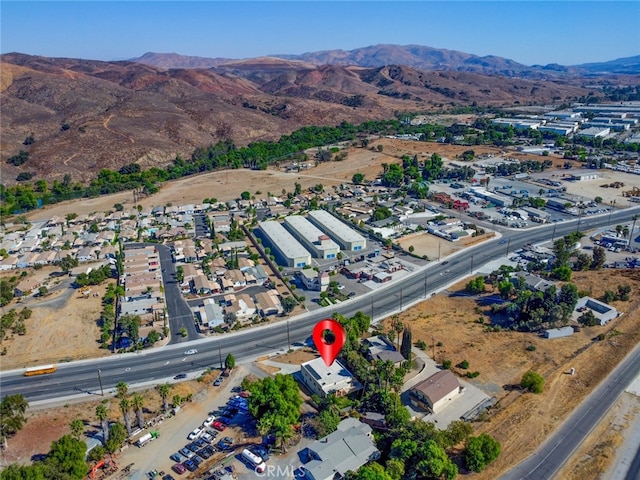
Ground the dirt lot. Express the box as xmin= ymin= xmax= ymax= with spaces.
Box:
xmin=379 ymin=268 xmax=640 ymax=479
xmin=24 ymin=139 xmax=548 ymax=222
xmin=395 ymin=231 xmax=496 ymax=260
xmin=1 ymin=265 xmax=113 ymax=370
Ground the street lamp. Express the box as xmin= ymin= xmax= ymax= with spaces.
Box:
xmin=97 ymin=369 xmax=104 ymax=397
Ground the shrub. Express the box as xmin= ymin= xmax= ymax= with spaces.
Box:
xmin=415 ymin=339 xmax=427 ymax=350
xmin=442 ymin=360 xmax=452 ymax=369
xmin=520 ymin=370 xmax=544 ymax=394
xmin=466 ymin=371 xmax=480 ymax=378
xmin=457 ymin=360 xmax=470 ymax=369
xmin=525 ymin=345 xmax=537 ymax=351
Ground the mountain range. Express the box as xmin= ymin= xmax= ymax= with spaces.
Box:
xmin=131 ymin=44 xmax=640 ymax=77
xmin=1 ymin=44 xmax=639 ymax=185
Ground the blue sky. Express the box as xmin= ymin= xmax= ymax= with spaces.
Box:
xmin=1 ymin=1 xmax=639 ymax=66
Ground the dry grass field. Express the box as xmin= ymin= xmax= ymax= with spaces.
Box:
xmin=378 ymin=268 xmax=640 ymax=479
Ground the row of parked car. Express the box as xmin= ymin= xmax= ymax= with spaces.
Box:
xmin=170 ymin=427 xmax=235 ymax=475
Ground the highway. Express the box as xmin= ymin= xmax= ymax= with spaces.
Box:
xmin=500 ymin=342 xmax=640 ymax=480
xmin=0 ymin=207 xmax=638 ymax=408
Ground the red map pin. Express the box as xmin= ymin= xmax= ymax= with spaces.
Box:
xmin=312 ymin=319 xmax=346 ymax=366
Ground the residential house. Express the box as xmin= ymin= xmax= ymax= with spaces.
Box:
xmin=193 ymin=298 xmax=225 ymax=330
xmin=299 ymin=357 xmax=362 ymax=398
xmin=224 ymin=269 xmax=246 ymax=290
xmin=228 ymin=294 xmax=256 ymax=320
xmin=255 ymin=290 xmax=283 ymax=316
xmin=14 ymin=278 xmax=41 ymax=297
xmin=298 ymin=418 xmax=380 ymax=480
xmin=573 ymin=296 xmax=619 ymax=325
xmin=410 ymin=370 xmax=463 ymax=414
xmin=364 ymin=335 xmax=405 ymax=365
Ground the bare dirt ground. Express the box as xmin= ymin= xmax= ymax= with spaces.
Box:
xmin=24 ymin=139 xmax=535 ymax=222
xmin=395 ymin=231 xmax=496 ymax=260
xmin=270 ymin=348 xmax=319 ymax=365
xmin=378 ymin=268 xmax=640 ymax=479
xmin=1 ymin=266 xmax=114 ymax=370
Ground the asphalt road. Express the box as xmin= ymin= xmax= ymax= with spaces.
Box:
xmin=1 ymin=208 xmax=638 ymax=408
xmin=500 ymin=342 xmax=640 ymax=480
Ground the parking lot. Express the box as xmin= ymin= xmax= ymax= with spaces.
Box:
xmin=119 ymin=367 xmax=266 ymax=480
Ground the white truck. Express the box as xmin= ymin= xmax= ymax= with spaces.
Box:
xmin=241 ymin=448 xmax=266 ymax=473
xmin=135 ymin=431 xmax=159 ymax=447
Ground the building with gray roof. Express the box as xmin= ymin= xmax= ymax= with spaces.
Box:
xmin=307 ymin=209 xmax=366 ymax=251
xmin=257 ymin=221 xmax=311 ymax=268
xmin=300 ymin=418 xmax=380 ymax=480
xmin=283 ymin=215 xmax=340 ymax=259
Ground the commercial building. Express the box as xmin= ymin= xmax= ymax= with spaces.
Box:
xmin=299 ymin=418 xmax=380 ymax=480
xmin=300 ymin=357 xmax=362 ymax=398
xmin=577 ymin=127 xmax=610 ymax=138
xmin=283 ymin=215 xmax=340 ymax=259
xmin=307 ymin=210 xmax=367 ymax=251
xmin=469 ymin=187 xmax=512 ymax=207
xmin=296 ymin=269 xmax=330 ymax=292
xmin=257 ymin=221 xmax=311 ymax=268
xmin=410 ymin=370 xmax=463 ymax=414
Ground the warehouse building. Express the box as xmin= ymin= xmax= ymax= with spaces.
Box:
xmin=284 ymin=215 xmax=341 ymax=259
xmin=257 ymin=221 xmax=311 ymax=268
xmin=307 ymin=210 xmax=367 ymax=251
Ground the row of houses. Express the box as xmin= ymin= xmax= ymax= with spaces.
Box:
xmin=119 ymin=245 xmax=165 ymax=323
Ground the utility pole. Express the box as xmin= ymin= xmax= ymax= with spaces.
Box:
xmin=470 ymin=255 xmax=474 ymax=275
xmin=505 ymin=237 xmax=511 ymax=257
xmin=97 ymin=369 xmax=104 ymax=397
xmin=218 ymin=343 xmax=223 ymax=369
xmin=432 ymin=335 xmax=435 ymax=361
xmin=438 ymin=242 xmax=441 ymax=261
xmin=399 ymin=286 xmax=403 ymax=312
xmin=552 ymin=222 xmax=557 ymax=242
xmin=370 ymin=297 xmax=374 ymax=321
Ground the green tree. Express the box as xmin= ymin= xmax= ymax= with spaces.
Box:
xmin=95 ymin=404 xmax=109 ymax=444
xmin=156 ymin=383 xmax=172 ymax=412
xmin=0 ymin=394 xmax=28 ymax=448
xmin=385 ymin=458 xmax=405 ymax=480
xmin=44 ymin=434 xmax=88 ymax=480
xmin=176 ymin=266 xmax=184 ymax=283
xmin=416 ymin=440 xmax=458 ymax=479
xmin=400 ymin=326 xmax=412 ymax=361
xmin=521 ymin=370 xmax=544 ymax=394
xmin=87 ymin=445 xmax=106 ymax=463
xmin=240 ymin=191 xmax=251 ymax=200
xmin=464 ymin=433 xmax=501 ymax=472
xmin=225 ymin=353 xmax=236 ymax=370
xmin=105 ymin=422 xmax=127 ymax=453
xmin=282 ymin=295 xmax=298 ymax=314
xmin=146 ymin=329 xmax=161 ymax=344
xmin=131 ymin=393 xmax=145 ymax=429
xmin=347 ymin=462 xmax=392 ymax=480
xmin=119 ymin=398 xmax=132 ymax=437
xmin=172 ymin=395 xmax=184 ymax=408
xmin=352 ymin=173 xmax=365 ymax=184
xmin=115 ymin=382 xmax=128 ymax=399
xmin=591 ymin=245 xmax=607 ymax=270
xmin=69 ymin=419 xmax=84 ymax=440
xmin=317 ymin=409 xmax=340 ymax=437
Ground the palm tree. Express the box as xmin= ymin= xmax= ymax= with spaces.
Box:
xmin=95 ymin=404 xmax=110 ymax=443
xmin=115 ymin=382 xmax=128 ymax=400
xmin=69 ymin=419 xmax=84 ymax=440
xmin=172 ymin=395 xmax=183 ymax=409
xmin=131 ymin=393 xmax=145 ymax=429
xmin=631 ymin=215 xmax=639 ymax=250
xmin=623 ymin=226 xmax=630 ymax=238
xmin=119 ymin=397 xmax=133 ymax=437
xmin=156 ymin=383 xmax=171 ymax=412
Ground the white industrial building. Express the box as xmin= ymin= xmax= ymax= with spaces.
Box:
xmin=283 ymin=215 xmax=340 ymax=259
xmin=538 ymin=124 xmax=576 ymax=135
xmin=470 ymin=187 xmax=512 ymax=207
xmin=544 ymin=110 xmax=583 ymax=120
xmin=491 ymin=118 xmax=542 ymax=130
xmin=577 ymin=127 xmax=611 ymax=138
xmin=307 ymin=210 xmax=367 ymax=251
xmin=257 ymin=221 xmax=311 ymax=268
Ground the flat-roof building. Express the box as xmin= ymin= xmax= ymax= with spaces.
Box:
xmin=257 ymin=221 xmax=311 ymax=268
xmin=283 ymin=215 xmax=340 ymax=259
xmin=307 ymin=210 xmax=367 ymax=251
xmin=300 ymin=357 xmax=362 ymax=398
xmin=577 ymin=127 xmax=611 ymax=138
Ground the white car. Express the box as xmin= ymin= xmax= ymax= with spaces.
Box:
xmin=184 ymin=349 xmax=198 ymax=355
xmin=187 ymin=427 xmax=203 ymax=440
xmin=203 ymin=416 xmax=216 ymax=427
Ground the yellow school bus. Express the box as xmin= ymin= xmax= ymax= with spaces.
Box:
xmin=24 ymin=365 xmax=57 ymax=376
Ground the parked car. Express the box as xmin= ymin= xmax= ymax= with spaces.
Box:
xmin=212 ymin=421 xmax=226 ymax=431
xmin=178 ymin=448 xmax=194 ymax=459
xmin=183 ymin=460 xmax=198 ymax=472
xmin=201 ymin=432 xmax=214 ymax=443
xmin=162 ymin=475 xmax=175 ymax=480
xmin=203 ymin=416 xmax=215 ymax=427
xmin=171 ymin=464 xmax=187 ymax=475
xmin=213 ymin=377 xmax=223 ymax=386
xmin=192 ymin=456 xmax=204 ymax=467
xmin=194 ymin=438 xmax=207 ymax=448
xmin=187 ymin=428 xmax=203 ymax=440
xmin=198 ymin=448 xmax=212 ymax=459
xmin=185 ymin=442 xmax=200 ymax=453
xmin=170 ymin=452 xmax=187 ymax=463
